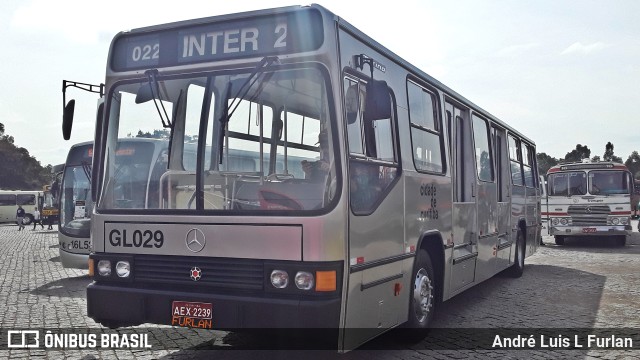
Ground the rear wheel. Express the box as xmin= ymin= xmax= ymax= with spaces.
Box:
xmin=554 ymin=235 xmax=565 ymax=246
xmin=506 ymin=231 xmax=525 ymax=278
xmin=22 ymin=214 xmax=33 ymax=226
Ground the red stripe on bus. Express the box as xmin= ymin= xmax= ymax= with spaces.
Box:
xmin=611 ymin=211 xmax=631 ymax=215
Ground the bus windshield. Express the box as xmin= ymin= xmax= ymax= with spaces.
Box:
xmin=100 ymin=65 xmax=336 ymax=212
xmin=60 ymin=145 xmax=93 ymax=237
xmin=589 ymin=170 xmax=630 ymax=195
xmin=548 ymin=172 xmax=587 ymax=196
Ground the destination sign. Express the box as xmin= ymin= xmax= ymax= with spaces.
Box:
xmin=111 ymin=9 xmax=324 ymax=71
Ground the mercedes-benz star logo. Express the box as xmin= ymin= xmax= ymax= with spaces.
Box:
xmin=190 ymin=267 xmax=202 ymax=281
xmin=185 ymin=228 xmax=206 ymax=253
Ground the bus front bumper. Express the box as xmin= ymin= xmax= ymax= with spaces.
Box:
xmin=87 ymin=282 xmax=341 ymax=329
xmin=549 ymin=225 xmax=631 ymax=237
xmin=59 ymin=249 xmax=89 ymax=269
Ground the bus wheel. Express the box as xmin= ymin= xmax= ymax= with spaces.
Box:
xmin=554 ymin=236 xmax=565 ymax=246
xmin=23 ymin=214 xmax=33 ymax=226
xmin=407 ymin=249 xmax=435 ymax=329
xmin=506 ymin=231 xmax=525 ymax=278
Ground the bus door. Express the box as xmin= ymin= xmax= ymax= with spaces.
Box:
xmin=540 ymin=175 xmax=549 ymax=235
xmin=342 ymin=76 xmax=404 ymax=347
xmin=469 ymin=115 xmax=499 ymax=283
xmin=492 ymin=126 xmax=512 ymax=272
xmin=447 ymin=101 xmax=478 ymax=293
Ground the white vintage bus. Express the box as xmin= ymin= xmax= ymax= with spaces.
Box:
xmin=0 ymin=190 xmax=43 ymax=225
xmin=63 ymin=5 xmax=541 ymax=350
xmin=545 ymin=160 xmax=632 ymax=246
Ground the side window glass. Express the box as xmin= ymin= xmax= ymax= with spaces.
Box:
xmin=0 ymin=194 xmax=15 ymax=206
xmin=407 ymin=81 xmax=444 ymax=173
xmin=472 ymin=115 xmax=493 ymax=182
xmin=508 ymin=135 xmax=523 ymax=186
xmin=522 ymin=143 xmax=534 ymax=187
xmin=17 ymin=194 xmax=36 ymax=206
xmin=344 ymin=76 xmax=398 ymax=214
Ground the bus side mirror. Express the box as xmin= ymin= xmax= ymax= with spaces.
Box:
xmin=62 ymin=100 xmax=75 ymax=140
xmin=363 ymin=80 xmax=391 ymax=122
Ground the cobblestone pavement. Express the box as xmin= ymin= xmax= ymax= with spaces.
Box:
xmin=0 ymin=223 xmax=638 ymax=359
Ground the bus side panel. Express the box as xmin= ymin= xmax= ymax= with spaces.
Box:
xmin=526 ymin=185 xmax=540 ymax=256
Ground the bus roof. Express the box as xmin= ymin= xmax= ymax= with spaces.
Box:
xmin=547 ymin=160 xmax=629 ymax=174
xmin=106 ymin=3 xmax=535 ymax=146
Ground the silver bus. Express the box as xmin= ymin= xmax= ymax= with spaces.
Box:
xmin=63 ymin=4 xmax=541 ymax=350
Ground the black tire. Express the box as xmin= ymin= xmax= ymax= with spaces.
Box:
xmin=554 ymin=235 xmax=565 ymax=246
xmin=406 ymin=249 xmax=436 ymax=330
xmin=22 ymin=214 xmax=34 ymax=226
xmin=506 ymin=231 xmax=525 ymax=278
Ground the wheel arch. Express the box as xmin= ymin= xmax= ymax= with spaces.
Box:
xmin=415 ymin=230 xmax=445 ymax=303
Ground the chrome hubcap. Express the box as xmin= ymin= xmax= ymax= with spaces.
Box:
xmin=413 ymin=268 xmax=433 ymax=323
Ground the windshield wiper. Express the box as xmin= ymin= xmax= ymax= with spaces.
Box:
xmin=137 ymin=69 xmax=172 ymax=129
xmin=218 ymin=56 xmax=279 ymax=164
xmin=224 ymin=56 xmax=279 ymax=120
xmin=81 ymin=161 xmax=92 ymax=186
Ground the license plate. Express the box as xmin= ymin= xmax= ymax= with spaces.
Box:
xmin=171 ymin=301 xmax=213 ymax=329
xmin=582 ymin=228 xmax=597 ymax=233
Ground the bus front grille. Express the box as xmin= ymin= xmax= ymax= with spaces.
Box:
xmin=568 ymin=205 xmax=610 ymax=226
xmin=133 ymin=255 xmax=264 ymax=291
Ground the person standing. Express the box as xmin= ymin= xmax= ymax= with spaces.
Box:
xmin=46 ymin=213 xmax=55 ymax=230
xmin=32 ymin=207 xmax=44 ymax=230
xmin=16 ymin=205 xmax=25 ymax=231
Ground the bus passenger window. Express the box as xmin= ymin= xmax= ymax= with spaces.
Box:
xmin=407 ymin=81 xmax=444 ymax=173
xmin=508 ymin=135 xmax=523 ymax=186
xmin=472 ymin=115 xmax=493 ymax=182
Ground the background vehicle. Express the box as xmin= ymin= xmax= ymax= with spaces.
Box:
xmin=546 ymin=160 xmax=632 ymax=246
xmin=0 ymin=190 xmax=43 ymax=225
xmin=63 ymin=4 xmax=540 ymax=350
xmin=59 ymin=139 xmax=169 ymax=268
xmin=42 ymin=164 xmax=64 ymax=227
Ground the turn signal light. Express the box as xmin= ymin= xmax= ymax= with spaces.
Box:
xmin=88 ymin=259 xmax=94 ymax=277
xmin=315 ymin=270 xmax=336 ymax=292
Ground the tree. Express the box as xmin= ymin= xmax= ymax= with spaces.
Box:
xmin=563 ymin=144 xmax=591 ymax=163
xmin=536 ymin=152 xmax=559 ymax=178
xmin=603 ymin=142 xmax=622 ymax=163
xmin=625 ymin=151 xmax=640 ymax=179
xmin=135 ymin=129 xmax=170 ymax=139
xmin=0 ymin=125 xmax=51 ymax=190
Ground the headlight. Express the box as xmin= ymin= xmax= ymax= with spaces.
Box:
xmin=621 ymin=217 xmax=629 ymax=225
xmin=116 ymin=261 xmax=131 ymax=278
xmin=612 ymin=218 xmax=620 ymax=225
xmin=97 ymin=260 xmax=111 ymax=276
xmin=560 ymin=218 xmax=568 ymax=225
xmin=295 ymin=271 xmax=315 ymax=290
xmin=552 ymin=218 xmax=559 ymax=226
xmin=270 ymin=270 xmax=289 ymax=288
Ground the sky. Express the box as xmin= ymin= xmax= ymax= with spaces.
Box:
xmin=1 ymin=0 xmax=639 ymax=167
